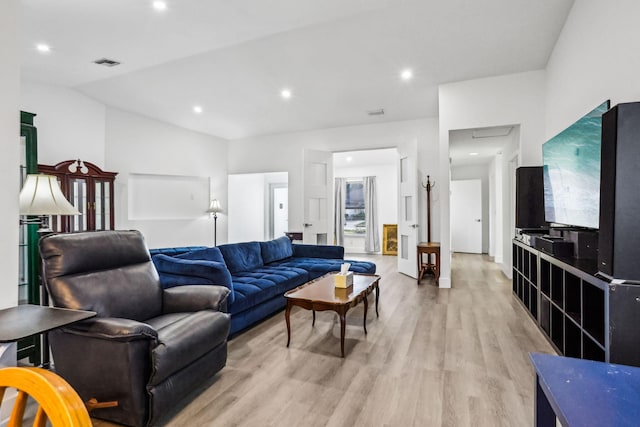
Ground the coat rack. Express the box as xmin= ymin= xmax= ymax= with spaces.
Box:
xmin=418 ymin=175 xmax=440 ymax=286
xmin=421 ymin=175 xmax=435 ymax=242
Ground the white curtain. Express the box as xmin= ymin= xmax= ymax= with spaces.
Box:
xmin=364 ymin=176 xmax=380 ymax=253
xmin=334 ymin=178 xmax=346 ymax=245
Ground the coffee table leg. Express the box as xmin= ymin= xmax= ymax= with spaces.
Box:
xmin=363 ymin=295 xmax=368 ymax=334
xmin=339 ymin=309 xmax=346 ymax=357
xmin=285 ymin=301 xmax=292 ymax=347
xmin=375 ymin=283 xmax=379 ymax=317
xmin=312 ymin=310 xmax=316 ymax=327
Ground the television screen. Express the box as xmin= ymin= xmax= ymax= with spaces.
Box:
xmin=543 ymin=100 xmax=610 ymax=229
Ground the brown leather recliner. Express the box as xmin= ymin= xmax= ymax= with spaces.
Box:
xmin=39 ymin=230 xmax=231 ymax=427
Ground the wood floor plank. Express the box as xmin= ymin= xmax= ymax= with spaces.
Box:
xmin=88 ymin=252 xmax=555 ymax=427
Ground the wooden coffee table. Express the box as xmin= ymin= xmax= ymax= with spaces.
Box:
xmin=284 ymin=273 xmax=380 ymax=357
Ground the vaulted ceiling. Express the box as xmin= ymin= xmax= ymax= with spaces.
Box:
xmin=22 ymin=0 xmax=574 ymax=140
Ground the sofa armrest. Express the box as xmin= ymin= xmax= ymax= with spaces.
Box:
xmin=60 ymin=317 xmax=158 ymax=342
xmin=292 ymin=244 xmax=344 ymax=259
xmin=163 ymin=285 xmax=230 ymax=313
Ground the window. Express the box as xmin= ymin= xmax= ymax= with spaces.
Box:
xmin=344 ymin=180 xmax=365 ymax=235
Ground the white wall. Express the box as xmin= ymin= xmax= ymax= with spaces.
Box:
xmin=105 ymin=107 xmax=228 ymax=248
xmin=1 ymin=0 xmax=20 ymax=314
xmin=545 ymin=0 xmax=640 ymax=137
xmin=20 ymin=82 xmax=106 ymax=167
xmin=228 ymin=118 xmax=440 ymax=250
xmin=335 ymin=162 xmax=397 ymax=254
xmin=438 ymin=70 xmax=546 ymax=286
xmin=450 ymin=163 xmax=490 ymax=253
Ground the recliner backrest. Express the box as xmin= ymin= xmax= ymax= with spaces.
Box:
xmin=40 ymin=230 xmax=163 ymax=321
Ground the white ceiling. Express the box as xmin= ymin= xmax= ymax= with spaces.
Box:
xmin=22 ymin=0 xmax=574 ymax=140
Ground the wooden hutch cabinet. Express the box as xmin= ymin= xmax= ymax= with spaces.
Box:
xmin=38 ymin=160 xmax=118 ymax=232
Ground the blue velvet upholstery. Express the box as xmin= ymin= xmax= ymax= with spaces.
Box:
xmin=149 ymin=246 xmax=207 ymax=257
xmin=229 ymin=266 xmax=308 ymax=314
xmin=260 ymin=236 xmax=293 ymax=264
xmin=269 ymin=257 xmax=376 ymax=280
xmin=175 ymin=247 xmax=226 ymax=263
xmin=218 ymin=242 xmax=264 ymax=274
xmin=152 ymin=254 xmax=235 ymax=304
xmin=150 ymin=239 xmax=376 ymax=335
xmin=292 ymin=243 xmax=344 ymax=259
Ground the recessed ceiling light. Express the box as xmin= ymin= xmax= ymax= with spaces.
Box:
xmin=281 ymin=89 xmax=292 ymax=99
xmin=36 ymin=44 xmax=51 ymax=53
xmin=193 ymin=106 xmax=203 ymax=114
xmin=400 ymin=69 xmax=413 ymax=81
xmin=346 ymin=156 xmax=353 ymax=162
xmin=152 ymin=1 xmax=167 ymax=11
xmin=469 ymin=152 xmax=480 ymax=156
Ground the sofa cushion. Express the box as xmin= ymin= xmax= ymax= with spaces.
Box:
xmin=269 ymin=257 xmax=376 ymax=280
xmin=260 ymin=237 xmax=293 ymax=264
xmin=175 ymin=247 xmax=226 ymax=263
xmin=151 ymin=254 xmax=235 ymax=304
xmin=218 ymin=242 xmax=264 ymax=274
xmin=149 ymin=246 xmax=207 ymax=257
xmin=229 ymin=266 xmax=308 ymax=314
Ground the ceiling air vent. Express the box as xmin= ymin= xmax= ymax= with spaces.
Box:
xmin=367 ymin=108 xmax=385 ymax=116
xmin=93 ymin=58 xmax=121 ymax=67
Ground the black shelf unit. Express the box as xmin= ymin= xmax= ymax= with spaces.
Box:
xmin=512 ymin=239 xmax=640 ymax=366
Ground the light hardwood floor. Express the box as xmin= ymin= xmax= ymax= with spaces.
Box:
xmin=92 ymin=253 xmax=555 ymax=427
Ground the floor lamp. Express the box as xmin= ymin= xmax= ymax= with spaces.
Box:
xmin=18 ymin=174 xmax=81 ymax=367
xmin=207 ymin=199 xmax=223 ymax=246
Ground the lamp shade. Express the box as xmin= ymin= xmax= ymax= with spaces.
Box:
xmin=19 ymin=174 xmax=81 ymax=216
xmin=207 ymin=199 xmax=223 ymax=214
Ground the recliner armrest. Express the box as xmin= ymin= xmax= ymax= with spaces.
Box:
xmin=292 ymin=244 xmax=344 ymax=259
xmin=60 ymin=317 xmax=158 ymax=342
xmin=163 ymin=285 xmax=230 ymax=313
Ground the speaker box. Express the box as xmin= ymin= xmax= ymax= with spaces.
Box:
xmin=565 ymin=230 xmax=598 ymax=260
xmin=515 ymin=166 xmax=547 ymax=229
xmin=598 ymin=102 xmax=640 ymax=281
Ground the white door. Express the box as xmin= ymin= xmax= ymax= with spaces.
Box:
xmin=303 ymin=149 xmax=332 ymax=244
xmin=450 ymin=179 xmax=482 ymax=254
xmin=397 ymin=140 xmax=419 ymax=278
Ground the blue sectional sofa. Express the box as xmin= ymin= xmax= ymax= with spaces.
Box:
xmin=150 ymin=236 xmax=376 ymax=335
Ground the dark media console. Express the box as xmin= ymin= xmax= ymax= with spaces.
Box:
xmin=513 ymin=239 xmax=640 ymax=367
xmin=512 ymin=101 xmax=640 ymax=367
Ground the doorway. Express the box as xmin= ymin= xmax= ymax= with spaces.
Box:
xmin=449 ymin=125 xmax=520 ymax=263
xmin=270 ymin=184 xmax=288 ymax=240
xmin=333 ymin=148 xmax=398 ymax=254
xmin=228 ymin=172 xmax=288 ymax=243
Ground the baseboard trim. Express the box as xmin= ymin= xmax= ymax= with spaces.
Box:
xmin=438 ymin=277 xmax=451 ymax=288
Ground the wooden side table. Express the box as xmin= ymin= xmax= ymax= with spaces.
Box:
xmin=417 ymin=242 xmax=440 ymax=285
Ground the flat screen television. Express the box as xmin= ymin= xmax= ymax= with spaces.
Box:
xmin=542 ymin=100 xmax=610 ymax=229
